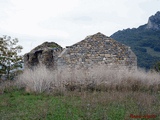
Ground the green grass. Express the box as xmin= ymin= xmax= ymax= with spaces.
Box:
xmin=0 ymin=89 xmax=160 ymax=120
xmin=0 ymin=89 xmax=83 ymax=120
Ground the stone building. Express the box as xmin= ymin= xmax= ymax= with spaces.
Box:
xmin=24 ymin=32 xmax=137 ymax=70
xmin=57 ymin=32 xmax=137 ymax=69
xmin=24 ymin=42 xmax=63 ymax=69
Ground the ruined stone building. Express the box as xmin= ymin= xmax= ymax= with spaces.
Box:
xmin=24 ymin=42 xmax=63 ymax=69
xmin=24 ymin=32 xmax=137 ymax=69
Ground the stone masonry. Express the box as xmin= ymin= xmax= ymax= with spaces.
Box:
xmin=24 ymin=32 xmax=137 ymax=70
xmin=57 ymin=32 xmax=137 ymax=69
xmin=24 ymin=42 xmax=63 ymax=69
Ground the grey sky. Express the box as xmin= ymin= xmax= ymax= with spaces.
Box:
xmin=0 ymin=0 xmax=160 ymax=54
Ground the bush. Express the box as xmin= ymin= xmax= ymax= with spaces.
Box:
xmin=135 ymin=47 xmax=147 ymax=52
xmin=17 ymin=65 xmax=57 ymax=93
xmin=153 ymin=62 xmax=160 ymax=72
xmin=154 ymin=46 xmax=160 ymax=52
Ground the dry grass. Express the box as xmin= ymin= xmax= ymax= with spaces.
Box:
xmin=0 ymin=80 xmax=16 ymax=94
xmin=15 ymin=64 xmax=160 ymax=94
xmin=17 ymin=65 xmax=57 ymax=93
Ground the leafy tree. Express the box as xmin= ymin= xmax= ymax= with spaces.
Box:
xmin=0 ymin=35 xmax=23 ymax=80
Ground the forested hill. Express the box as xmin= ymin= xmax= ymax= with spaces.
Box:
xmin=111 ymin=11 xmax=160 ymax=69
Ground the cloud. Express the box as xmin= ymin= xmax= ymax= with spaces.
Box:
xmin=1 ymin=0 xmax=79 ymax=36
xmin=0 ymin=0 xmax=160 ymax=54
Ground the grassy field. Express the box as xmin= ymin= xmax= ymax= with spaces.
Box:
xmin=0 ymin=65 xmax=160 ymax=120
xmin=0 ymin=88 xmax=160 ymax=120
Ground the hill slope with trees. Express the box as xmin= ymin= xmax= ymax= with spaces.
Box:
xmin=111 ymin=11 xmax=160 ymax=69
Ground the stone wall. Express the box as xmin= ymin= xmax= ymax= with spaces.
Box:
xmin=24 ymin=33 xmax=137 ymax=70
xmin=24 ymin=42 xmax=63 ymax=69
xmin=57 ymin=32 xmax=137 ymax=69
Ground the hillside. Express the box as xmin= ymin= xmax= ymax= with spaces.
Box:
xmin=111 ymin=11 xmax=160 ymax=69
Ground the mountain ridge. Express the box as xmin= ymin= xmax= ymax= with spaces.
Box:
xmin=146 ymin=11 xmax=160 ymax=30
xmin=111 ymin=11 xmax=160 ymax=69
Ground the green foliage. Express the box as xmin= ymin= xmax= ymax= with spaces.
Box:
xmin=135 ymin=47 xmax=147 ymax=52
xmin=32 ymin=41 xmax=62 ymax=52
xmin=111 ymin=27 xmax=160 ymax=69
xmin=153 ymin=61 xmax=160 ymax=72
xmin=154 ymin=46 xmax=160 ymax=52
xmin=50 ymin=43 xmax=61 ymax=48
xmin=0 ymin=35 xmax=23 ymax=80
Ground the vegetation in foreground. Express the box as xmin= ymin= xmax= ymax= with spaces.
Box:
xmin=0 ymin=65 xmax=160 ymax=119
xmin=0 ymin=87 xmax=160 ymax=120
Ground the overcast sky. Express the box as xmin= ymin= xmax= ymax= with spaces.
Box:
xmin=0 ymin=0 xmax=160 ymax=54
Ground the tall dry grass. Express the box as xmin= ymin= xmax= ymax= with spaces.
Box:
xmin=0 ymin=80 xmax=17 ymax=94
xmin=16 ymin=64 xmax=160 ymax=93
xmin=17 ymin=65 xmax=56 ymax=93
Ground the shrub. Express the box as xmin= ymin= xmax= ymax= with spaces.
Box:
xmin=153 ymin=62 xmax=160 ymax=72
xmin=17 ymin=65 xmax=57 ymax=93
xmin=154 ymin=46 xmax=160 ymax=52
